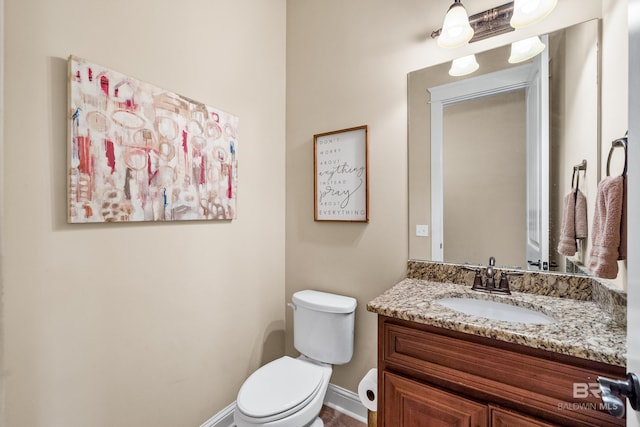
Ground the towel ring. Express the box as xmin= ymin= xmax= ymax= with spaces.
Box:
xmin=606 ymin=133 xmax=628 ymax=177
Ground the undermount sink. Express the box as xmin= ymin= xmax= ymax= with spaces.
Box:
xmin=436 ymin=297 xmax=556 ymax=324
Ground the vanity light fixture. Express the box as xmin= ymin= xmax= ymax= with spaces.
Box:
xmin=510 ymin=0 xmax=558 ymax=28
xmin=449 ymin=54 xmax=480 ymax=76
xmin=508 ymin=35 xmax=546 ymax=63
xmin=437 ymin=0 xmax=475 ymax=48
xmin=432 ymin=1 xmax=557 ymax=46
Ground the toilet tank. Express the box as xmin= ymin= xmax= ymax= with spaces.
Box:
xmin=291 ymin=290 xmax=357 ymax=365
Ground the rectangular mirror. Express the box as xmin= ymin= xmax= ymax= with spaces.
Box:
xmin=408 ymin=19 xmax=624 ymax=282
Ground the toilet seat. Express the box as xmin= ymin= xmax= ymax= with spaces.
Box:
xmin=236 ymin=356 xmax=327 ymax=423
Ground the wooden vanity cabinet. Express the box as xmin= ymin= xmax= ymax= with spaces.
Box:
xmin=385 ymin=370 xmax=489 ymax=426
xmin=378 ymin=316 xmax=626 ymax=427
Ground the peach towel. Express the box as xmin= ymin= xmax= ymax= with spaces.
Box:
xmin=557 ymin=189 xmax=587 ymax=256
xmin=588 ymin=176 xmax=625 ymax=279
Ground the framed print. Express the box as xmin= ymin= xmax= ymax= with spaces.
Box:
xmin=314 ymin=125 xmax=369 ymax=222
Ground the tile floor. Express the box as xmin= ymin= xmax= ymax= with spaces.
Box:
xmin=319 ymin=405 xmax=367 ymax=427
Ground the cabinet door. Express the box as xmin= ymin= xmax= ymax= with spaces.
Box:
xmin=384 ymin=371 xmax=488 ymax=427
xmin=490 ymin=406 xmax=558 ymax=427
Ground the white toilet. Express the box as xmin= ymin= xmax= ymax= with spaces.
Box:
xmin=234 ymin=290 xmax=357 ymax=427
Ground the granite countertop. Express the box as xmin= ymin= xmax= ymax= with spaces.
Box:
xmin=367 ymin=278 xmax=626 ymax=367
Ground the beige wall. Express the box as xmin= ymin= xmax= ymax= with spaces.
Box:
xmin=285 ymin=0 xmax=419 ymax=392
xmin=2 ymin=1 xmax=286 ymax=426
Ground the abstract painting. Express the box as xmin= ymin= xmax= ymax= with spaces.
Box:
xmin=67 ymin=55 xmax=239 ymax=223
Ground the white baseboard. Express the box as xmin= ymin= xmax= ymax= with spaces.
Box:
xmin=199 ymin=401 xmax=235 ymax=427
xmin=324 ymin=383 xmax=368 ymax=423
xmin=199 ymin=383 xmax=368 ymax=427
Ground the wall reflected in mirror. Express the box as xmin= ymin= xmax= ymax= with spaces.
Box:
xmin=407 ymin=19 xmax=615 ymax=279
xmin=443 ymin=90 xmax=527 ymax=269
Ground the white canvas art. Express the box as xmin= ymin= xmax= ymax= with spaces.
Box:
xmin=68 ymin=55 xmax=239 ymax=223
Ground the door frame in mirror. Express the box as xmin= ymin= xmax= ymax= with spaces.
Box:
xmin=428 ymin=43 xmax=549 ymax=270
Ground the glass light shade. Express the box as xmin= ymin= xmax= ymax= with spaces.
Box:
xmin=438 ymin=2 xmax=474 ymax=48
xmin=449 ymin=54 xmax=479 ymax=76
xmin=510 ymin=0 xmax=558 ymax=28
xmin=508 ymin=36 xmax=546 ymax=63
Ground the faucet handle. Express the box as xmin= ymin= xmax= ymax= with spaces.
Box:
xmin=494 ymin=271 xmax=523 ymax=295
xmin=463 ymin=266 xmax=484 ymax=291
xmin=494 ymin=272 xmax=512 ymax=294
xmin=489 ymin=256 xmax=496 ymax=267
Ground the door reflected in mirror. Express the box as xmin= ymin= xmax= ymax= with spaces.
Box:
xmin=443 ymin=90 xmax=527 ymax=268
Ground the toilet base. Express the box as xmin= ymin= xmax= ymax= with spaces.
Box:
xmin=309 ymin=417 xmax=324 ymax=427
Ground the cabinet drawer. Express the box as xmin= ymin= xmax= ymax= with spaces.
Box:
xmin=379 ymin=317 xmax=625 ymax=426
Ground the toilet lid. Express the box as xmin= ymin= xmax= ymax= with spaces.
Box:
xmin=237 ymin=356 xmax=325 ymax=419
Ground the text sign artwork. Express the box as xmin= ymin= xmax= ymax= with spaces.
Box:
xmin=67 ymin=55 xmax=239 ymax=223
xmin=314 ymin=126 xmax=369 ymax=222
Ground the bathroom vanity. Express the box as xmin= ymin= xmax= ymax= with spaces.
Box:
xmin=367 ymin=262 xmax=627 ymax=426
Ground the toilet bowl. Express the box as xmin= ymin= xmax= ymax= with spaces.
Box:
xmin=234 ymin=356 xmax=331 ymax=427
xmin=233 ymin=290 xmax=357 ymax=427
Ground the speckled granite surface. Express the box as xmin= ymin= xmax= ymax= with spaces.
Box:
xmin=406 ymin=260 xmax=627 ymax=325
xmin=367 ymin=277 xmax=626 ymax=367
